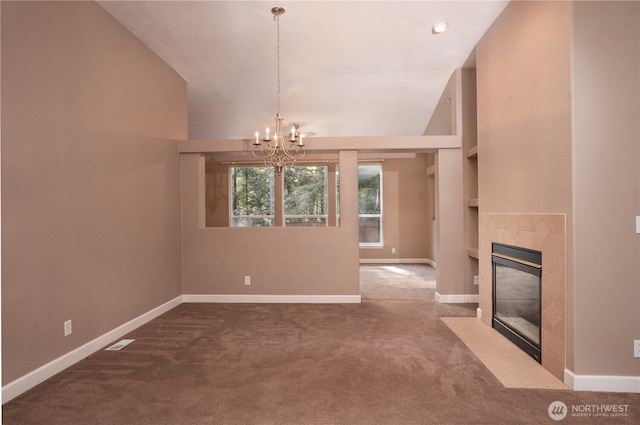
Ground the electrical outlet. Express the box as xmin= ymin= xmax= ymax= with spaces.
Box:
xmin=473 ymin=275 xmax=479 ymax=285
xmin=391 ymin=248 xmax=396 ymax=254
xmin=244 ymin=276 xmax=251 ymax=286
xmin=634 ymin=340 xmax=640 ymax=358
xmin=64 ymin=320 xmax=72 ymax=337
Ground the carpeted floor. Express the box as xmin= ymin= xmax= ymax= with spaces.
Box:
xmin=3 ymin=267 xmax=639 ymax=424
xmin=359 ymin=264 xmax=436 ymax=301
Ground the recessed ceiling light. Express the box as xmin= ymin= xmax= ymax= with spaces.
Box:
xmin=432 ymin=22 xmax=449 ymax=35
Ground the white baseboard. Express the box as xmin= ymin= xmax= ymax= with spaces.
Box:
xmin=434 ymin=292 xmax=479 ymax=304
xmin=564 ymin=369 xmax=640 ymax=393
xmin=2 ymin=295 xmax=183 ymax=404
xmin=183 ymin=294 xmax=361 ymax=304
xmin=359 ymin=258 xmax=436 ymax=267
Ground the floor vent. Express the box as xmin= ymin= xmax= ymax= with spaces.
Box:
xmin=105 ymin=339 xmax=135 ymax=351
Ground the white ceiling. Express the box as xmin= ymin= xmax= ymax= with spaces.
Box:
xmin=98 ymin=1 xmax=509 ymax=140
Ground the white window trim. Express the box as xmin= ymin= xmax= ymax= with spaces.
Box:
xmin=358 ymin=164 xmax=383 ymax=247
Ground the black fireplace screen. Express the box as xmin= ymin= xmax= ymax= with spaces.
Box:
xmin=492 ymin=243 xmax=542 ymax=363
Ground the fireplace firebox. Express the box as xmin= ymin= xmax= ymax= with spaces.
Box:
xmin=492 ymin=243 xmax=542 ymax=363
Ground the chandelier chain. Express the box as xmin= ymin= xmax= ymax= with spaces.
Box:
xmin=276 ymin=13 xmax=281 ymax=114
xmin=252 ymin=6 xmax=305 ymax=175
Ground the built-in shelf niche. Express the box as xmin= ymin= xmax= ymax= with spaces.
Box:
xmin=466 ymin=143 xmax=479 ymax=261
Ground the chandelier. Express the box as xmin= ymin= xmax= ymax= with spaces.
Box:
xmin=252 ymin=6 xmax=305 ymax=175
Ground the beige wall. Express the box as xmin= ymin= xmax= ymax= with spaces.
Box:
xmin=461 ymin=69 xmax=479 ymax=293
xmin=477 ymin=0 xmax=572 ymax=379
xmin=1 ymin=1 xmax=187 ymax=384
xmin=477 ymin=1 xmax=573 ymax=215
xmin=181 ymin=151 xmax=360 ymax=296
xmin=477 ymin=0 xmax=640 ymax=380
xmin=204 ymin=157 xmax=231 ymax=227
xmin=426 ymin=154 xmax=437 ymax=263
xmin=429 ymin=69 xmax=479 ymax=298
xmin=571 ymin=1 xmax=639 ymax=377
xmin=424 ymin=76 xmax=454 ymax=136
xmin=435 ymin=148 xmax=466 ymax=296
xmin=359 ymin=155 xmax=431 ymax=261
xmin=422 ymin=73 xmax=452 ymax=265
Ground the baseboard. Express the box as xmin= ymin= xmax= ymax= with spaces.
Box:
xmin=2 ymin=295 xmax=183 ymax=404
xmin=359 ymin=258 xmax=436 ymax=267
xmin=183 ymin=294 xmax=362 ymax=304
xmin=434 ymin=292 xmax=479 ymax=304
xmin=564 ymin=369 xmax=640 ymax=393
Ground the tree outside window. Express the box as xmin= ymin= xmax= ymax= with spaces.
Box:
xmin=284 ymin=166 xmax=328 ymax=227
xmin=230 ymin=165 xmax=328 ymax=228
xmin=335 ymin=164 xmax=383 ymax=245
xmin=230 ymin=166 xmax=274 ymax=227
xmin=358 ymin=164 xmax=383 ymax=245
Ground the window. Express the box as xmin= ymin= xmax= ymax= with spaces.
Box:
xmin=284 ymin=166 xmax=328 ymax=227
xmin=336 ymin=164 xmax=383 ymax=245
xmin=226 ymin=163 xmax=371 ymax=230
xmin=358 ymin=164 xmax=383 ymax=246
xmin=229 ymin=165 xmax=328 ymax=228
xmin=230 ymin=166 xmax=274 ymax=227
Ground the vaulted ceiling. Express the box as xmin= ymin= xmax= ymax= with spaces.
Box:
xmin=98 ymin=1 xmax=509 ymax=140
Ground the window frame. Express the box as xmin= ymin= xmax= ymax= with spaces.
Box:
xmin=282 ymin=164 xmax=329 ymax=227
xmin=357 ymin=164 xmax=383 ymax=247
xmin=335 ymin=163 xmax=384 ymax=247
xmin=228 ymin=165 xmax=275 ymax=227
xmin=227 ymin=164 xmax=332 ymax=228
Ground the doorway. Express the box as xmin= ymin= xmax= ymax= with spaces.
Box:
xmin=359 ymin=264 xmax=436 ymax=301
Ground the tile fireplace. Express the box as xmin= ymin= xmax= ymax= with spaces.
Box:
xmin=492 ymin=242 xmax=542 ymax=363
xmin=479 ymin=213 xmax=566 ymax=380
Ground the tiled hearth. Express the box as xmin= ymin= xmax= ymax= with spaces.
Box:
xmin=479 ymin=213 xmax=566 ymax=380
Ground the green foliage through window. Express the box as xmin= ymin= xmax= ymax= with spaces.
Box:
xmin=231 ymin=167 xmax=274 ymax=227
xmin=357 ymin=165 xmax=383 ymax=244
xmin=358 ymin=165 xmax=381 ymax=215
xmin=284 ymin=166 xmax=328 ymax=227
xmin=335 ymin=164 xmax=383 ymax=244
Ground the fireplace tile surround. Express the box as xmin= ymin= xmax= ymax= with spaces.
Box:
xmin=479 ymin=213 xmax=566 ymax=380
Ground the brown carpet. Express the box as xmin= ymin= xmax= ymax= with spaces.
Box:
xmin=3 ymin=300 xmax=639 ymax=424
xmin=359 ymin=264 xmax=436 ymax=300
